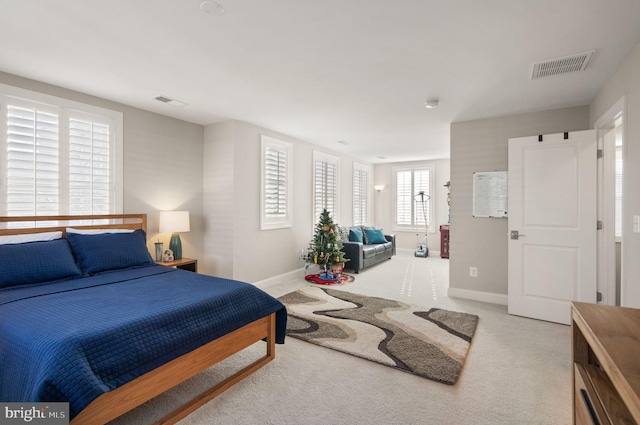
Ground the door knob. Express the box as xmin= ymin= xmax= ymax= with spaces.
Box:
xmin=510 ymin=230 xmax=525 ymax=240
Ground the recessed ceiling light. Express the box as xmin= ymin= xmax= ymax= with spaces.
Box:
xmin=425 ymin=100 xmax=439 ymax=109
xmin=200 ymin=1 xmax=225 ymax=16
xmin=337 ymin=140 xmax=347 ymax=145
xmin=377 ymin=156 xmax=386 ymax=160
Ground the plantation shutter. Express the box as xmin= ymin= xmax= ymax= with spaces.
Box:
xmin=264 ymin=146 xmax=287 ymax=217
xmin=353 ymin=165 xmax=369 ymax=226
xmin=313 ymin=152 xmax=338 ymax=223
xmin=394 ymin=165 xmax=434 ymax=230
xmin=260 ymin=136 xmax=292 ymax=230
xmin=68 ymin=116 xmax=111 ymax=214
xmin=1 ymin=87 xmax=122 ymax=218
xmin=5 ymin=104 xmax=60 ymax=216
xmin=396 ymin=170 xmax=412 ymax=225
xmin=414 ymin=169 xmax=430 ymax=226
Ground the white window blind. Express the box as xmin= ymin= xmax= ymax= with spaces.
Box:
xmin=396 ymin=170 xmax=413 ymax=225
xmin=264 ymin=147 xmax=287 ymax=216
xmin=69 ymin=116 xmax=111 ymax=214
xmin=313 ymin=151 xmax=339 ymax=224
xmin=1 ymin=85 xmax=123 ymax=218
xmin=6 ymin=104 xmax=59 ymax=216
xmin=414 ymin=169 xmax=430 ymax=226
xmin=353 ymin=162 xmax=370 ymax=226
xmin=260 ymin=135 xmax=292 ymax=230
xmin=394 ymin=164 xmax=434 ymax=232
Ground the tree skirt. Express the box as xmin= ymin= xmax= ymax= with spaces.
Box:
xmin=305 ymin=273 xmax=354 ymax=286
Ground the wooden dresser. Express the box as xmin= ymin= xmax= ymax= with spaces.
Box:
xmin=571 ymin=302 xmax=640 ymax=424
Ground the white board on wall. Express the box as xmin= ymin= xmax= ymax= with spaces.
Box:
xmin=473 ymin=171 xmax=508 ymax=218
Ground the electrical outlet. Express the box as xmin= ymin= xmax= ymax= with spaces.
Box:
xmin=469 ymin=267 xmax=478 ymax=277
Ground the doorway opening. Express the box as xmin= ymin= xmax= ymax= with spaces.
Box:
xmin=596 ymin=97 xmax=625 ymax=306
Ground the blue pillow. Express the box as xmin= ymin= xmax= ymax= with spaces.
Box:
xmin=364 ymin=228 xmax=387 ymax=244
xmin=0 ymin=239 xmax=82 ymax=288
xmin=66 ymin=229 xmax=154 ymax=274
xmin=348 ymin=228 xmax=363 ymax=243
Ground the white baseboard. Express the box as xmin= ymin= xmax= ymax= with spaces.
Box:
xmin=253 ymin=268 xmax=305 ymax=289
xmin=447 ymin=287 xmax=508 ymax=306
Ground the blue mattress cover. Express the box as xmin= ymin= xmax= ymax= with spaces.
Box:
xmin=0 ymin=265 xmax=287 ymax=418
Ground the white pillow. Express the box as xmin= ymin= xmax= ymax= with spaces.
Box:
xmin=66 ymin=227 xmax=135 ymax=235
xmin=0 ymin=231 xmax=63 ymax=245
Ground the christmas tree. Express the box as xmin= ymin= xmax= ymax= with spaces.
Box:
xmin=306 ymin=209 xmax=349 ymax=275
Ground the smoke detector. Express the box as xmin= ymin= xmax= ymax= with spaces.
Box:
xmin=425 ymin=100 xmax=439 ymax=109
xmin=531 ymin=50 xmax=594 ymax=80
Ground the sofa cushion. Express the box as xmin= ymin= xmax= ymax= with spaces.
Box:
xmin=362 ymin=245 xmax=378 ymax=259
xmin=364 ymin=228 xmax=387 ymax=244
xmin=373 ymin=244 xmax=386 ymax=255
xmin=349 ymin=228 xmax=363 ymax=243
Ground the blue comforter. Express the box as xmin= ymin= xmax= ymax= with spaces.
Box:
xmin=0 ymin=265 xmax=287 ymax=418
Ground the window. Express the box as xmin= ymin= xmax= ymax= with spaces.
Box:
xmin=0 ymin=84 xmax=123 ymax=217
xmin=260 ymin=135 xmax=292 ymax=230
xmin=393 ymin=164 xmax=435 ymax=232
xmin=313 ymin=151 xmax=339 ymax=224
xmin=353 ymin=162 xmax=371 ymax=226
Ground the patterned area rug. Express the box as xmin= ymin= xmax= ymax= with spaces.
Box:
xmin=279 ymin=287 xmax=479 ymax=385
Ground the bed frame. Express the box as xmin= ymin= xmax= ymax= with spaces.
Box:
xmin=0 ymin=214 xmax=277 ymax=425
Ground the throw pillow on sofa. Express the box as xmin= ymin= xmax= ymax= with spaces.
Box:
xmin=364 ymin=228 xmax=386 ymax=244
xmin=337 ymin=226 xmax=350 ymax=242
xmin=348 ymin=228 xmax=363 ymax=243
xmin=360 ymin=225 xmax=375 ymax=244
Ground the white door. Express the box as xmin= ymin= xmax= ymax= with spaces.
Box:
xmin=508 ymin=130 xmax=597 ymax=325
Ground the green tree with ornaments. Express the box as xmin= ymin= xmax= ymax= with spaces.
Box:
xmin=306 ymin=208 xmax=348 ymax=278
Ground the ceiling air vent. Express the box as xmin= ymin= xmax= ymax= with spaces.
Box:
xmin=153 ymin=95 xmax=186 ymax=107
xmin=531 ymin=50 xmax=594 ymax=80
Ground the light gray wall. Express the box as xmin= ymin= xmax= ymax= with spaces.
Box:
xmin=590 ymin=41 xmax=640 ymax=308
xmin=0 ymin=71 xmax=205 ymax=260
xmin=202 ymin=120 xmax=373 ymax=283
xmin=449 ymin=106 xmax=590 ymax=299
xmin=202 ymin=121 xmax=235 ymax=277
xmin=373 ymin=159 xmax=450 ymax=253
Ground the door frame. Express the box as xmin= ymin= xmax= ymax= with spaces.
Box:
xmin=594 ymin=96 xmax=626 ymax=306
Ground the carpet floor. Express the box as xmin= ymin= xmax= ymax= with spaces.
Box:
xmin=279 ymin=287 xmax=478 ymax=384
xmin=108 ymin=253 xmax=572 ymax=425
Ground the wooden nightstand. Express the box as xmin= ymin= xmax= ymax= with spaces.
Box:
xmin=156 ymin=257 xmax=198 ymax=272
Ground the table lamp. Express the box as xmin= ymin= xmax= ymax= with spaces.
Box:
xmin=159 ymin=211 xmax=190 ymax=260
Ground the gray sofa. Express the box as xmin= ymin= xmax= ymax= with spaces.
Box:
xmin=338 ymin=226 xmax=396 ymax=273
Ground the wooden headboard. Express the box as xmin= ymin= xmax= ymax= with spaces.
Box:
xmin=0 ymin=214 xmax=147 ymax=237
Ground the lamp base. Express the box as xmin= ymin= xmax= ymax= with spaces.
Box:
xmin=169 ymin=233 xmax=182 ymax=260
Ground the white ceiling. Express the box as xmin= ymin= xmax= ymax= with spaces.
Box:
xmin=1 ymin=0 xmax=640 ymax=163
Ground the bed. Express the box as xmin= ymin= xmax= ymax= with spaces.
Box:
xmin=0 ymin=214 xmax=287 ymax=425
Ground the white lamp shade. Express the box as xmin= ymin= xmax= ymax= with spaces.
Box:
xmin=159 ymin=211 xmax=190 ymax=233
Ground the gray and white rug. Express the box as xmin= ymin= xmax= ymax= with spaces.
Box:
xmin=279 ymin=287 xmax=479 ymax=385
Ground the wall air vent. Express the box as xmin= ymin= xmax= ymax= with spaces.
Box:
xmin=531 ymin=50 xmax=594 ymax=80
xmin=153 ymin=95 xmax=186 ymax=107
